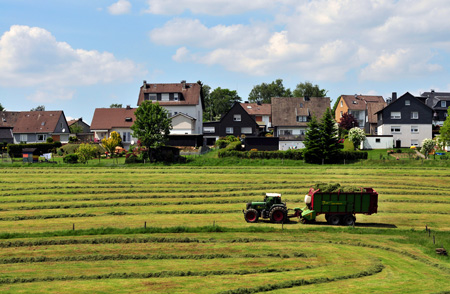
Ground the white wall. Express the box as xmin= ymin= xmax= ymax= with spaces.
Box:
xmin=279 ymin=141 xmax=305 ymax=150
xmin=362 ymin=136 xmax=394 ymax=149
xmin=377 ymin=124 xmax=432 ymax=147
xmin=171 ymin=115 xmax=194 ymax=134
xmin=163 ymin=102 xmax=203 ymax=134
xmin=277 ymin=127 xmax=307 ymax=136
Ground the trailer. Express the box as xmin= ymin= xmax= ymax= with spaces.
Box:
xmin=300 ymin=187 xmax=378 ymax=225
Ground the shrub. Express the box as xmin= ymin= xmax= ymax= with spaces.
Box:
xmin=215 ymin=139 xmax=228 ymax=149
xmin=69 ymin=136 xmax=79 ymax=143
xmin=7 ymin=143 xmax=60 ymax=158
xmin=46 ymin=137 xmax=54 ymax=143
xmin=63 ymin=153 xmax=78 ymax=164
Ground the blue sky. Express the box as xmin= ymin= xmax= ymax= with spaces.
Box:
xmin=1 ymin=0 xmax=450 ymax=123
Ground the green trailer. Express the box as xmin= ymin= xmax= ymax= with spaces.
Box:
xmin=300 ymin=187 xmax=378 ymax=225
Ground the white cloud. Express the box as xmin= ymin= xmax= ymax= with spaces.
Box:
xmin=108 ymin=0 xmax=131 ymax=15
xmin=27 ymin=88 xmax=75 ymax=103
xmin=0 ymin=25 xmax=144 ymax=91
xmin=144 ymin=0 xmax=277 ymax=15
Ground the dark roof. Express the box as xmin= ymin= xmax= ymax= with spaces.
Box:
xmin=13 ymin=111 xmax=66 ymax=134
xmin=240 ymin=103 xmax=271 ymax=116
xmin=271 ymin=97 xmax=330 ymax=127
xmin=90 ymin=108 xmax=137 ymax=130
xmin=340 ymin=95 xmax=385 ymax=111
xmin=375 ymin=92 xmax=433 ymax=114
xmin=137 ymin=82 xmax=202 ymax=107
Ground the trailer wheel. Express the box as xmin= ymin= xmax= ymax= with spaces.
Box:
xmin=269 ymin=207 xmax=286 ymax=223
xmin=327 ymin=214 xmax=341 ymax=225
xmin=342 ymin=215 xmax=355 ymax=226
xmin=244 ymin=209 xmax=259 ymax=223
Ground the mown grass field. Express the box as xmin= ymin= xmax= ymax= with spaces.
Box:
xmin=0 ymin=165 xmax=449 ymax=293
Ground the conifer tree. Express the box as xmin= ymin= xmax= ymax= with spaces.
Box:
xmin=303 ymin=116 xmax=322 ymax=163
xmin=320 ymin=108 xmax=340 ymax=163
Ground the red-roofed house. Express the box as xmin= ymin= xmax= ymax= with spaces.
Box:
xmin=240 ymin=102 xmax=271 ymax=132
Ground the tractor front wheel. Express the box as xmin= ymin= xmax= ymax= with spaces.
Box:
xmin=269 ymin=207 xmax=286 ymax=223
xmin=244 ymin=208 xmax=259 ymax=223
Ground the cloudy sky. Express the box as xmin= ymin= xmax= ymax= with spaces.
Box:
xmin=1 ymin=0 xmax=450 ymax=122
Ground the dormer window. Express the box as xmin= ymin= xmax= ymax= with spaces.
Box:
xmin=174 ymin=93 xmax=179 ymax=101
xmin=162 ymin=93 xmax=169 ymax=101
xmin=442 ymin=101 xmax=447 ymax=107
xmin=352 ymin=101 xmax=357 ymax=104
xmin=125 ymin=117 xmax=132 ymax=122
xmin=300 ymin=103 xmax=303 ymax=108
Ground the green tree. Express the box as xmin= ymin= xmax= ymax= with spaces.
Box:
xmin=69 ymin=124 xmax=83 ymax=134
xmin=320 ymin=108 xmax=340 ymax=162
xmin=101 ymin=131 xmax=122 ymax=156
xmin=292 ymin=81 xmax=327 ymax=98
xmin=303 ymin=116 xmax=323 ymax=163
xmin=0 ymin=103 xmax=4 ymax=111
xmin=30 ymin=105 xmax=45 ymax=111
xmin=439 ymin=108 xmax=450 ymax=147
xmin=331 ymin=97 xmax=340 ymax=115
xmin=348 ymin=127 xmax=366 ymax=150
xmin=421 ymin=138 xmax=435 ymax=159
xmin=131 ymin=101 xmax=172 ymax=158
xmin=248 ymin=79 xmax=292 ymax=103
xmin=205 ymin=87 xmax=241 ymax=121
xmin=76 ymin=143 xmax=97 ymax=164
xmin=110 ymin=104 xmax=123 ymax=108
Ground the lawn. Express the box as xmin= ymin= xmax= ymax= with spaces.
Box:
xmin=0 ymin=165 xmax=448 ymax=293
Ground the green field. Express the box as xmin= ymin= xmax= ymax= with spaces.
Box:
xmin=0 ymin=165 xmax=449 ymax=293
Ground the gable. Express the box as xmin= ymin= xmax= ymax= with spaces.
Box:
xmin=12 ymin=111 xmax=68 ymax=134
xmin=138 ymin=81 xmax=202 ymax=108
xmin=271 ymin=97 xmax=331 ymax=126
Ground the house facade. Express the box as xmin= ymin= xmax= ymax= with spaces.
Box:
xmin=68 ymin=118 xmax=93 ymax=142
xmin=8 ymin=111 xmax=70 ymax=144
xmin=335 ymin=95 xmax=385 ymax=134
xmin=271 ymin=97 xmax=330 ymax=150
xmin=376 ymin=92 xmax=432 ymax=148
xmin=240 ymin=102 xmax=271 ymax=132
xmin=90 ymin=106 xmax=138 ymax=149
xmin=137 ymin=80 xmax=204 ymax=135
xmin=420 ymin=90 xmax=450 ymax=126
xmin=203 ymin=103 xmax=260 ymax=145
xmin=0 ymin=111 xmax=21 ymax=144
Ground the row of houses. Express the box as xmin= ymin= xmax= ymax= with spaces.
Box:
xmin=1 ymin=80 xmax=449 ymax=150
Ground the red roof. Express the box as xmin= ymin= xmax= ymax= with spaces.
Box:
xmin=137 ymin=82 xmax=202 ymax=107
xmin=240 ymin=103 xmax=271 ymax=116
xmin=90 ymin=108 xmax=137 ymax=130
xmin=12 ymin=111 xmax=66 ymax=134
xmin=341 ymin=95 xmax=385 ymax=111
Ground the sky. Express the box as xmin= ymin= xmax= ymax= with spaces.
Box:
xmin=1 ymin=0 xmax=450 ymax=123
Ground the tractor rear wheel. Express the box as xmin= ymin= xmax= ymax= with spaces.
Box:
xmin=269 ymin=207 xmax=286 ymax=223
xmin=327 ymin=214 xmax=341 ymax=225
xmin=342 ymin=215 xmax=355 ymax=226
xmin=244 ymin=208 xmax=259 ymax=223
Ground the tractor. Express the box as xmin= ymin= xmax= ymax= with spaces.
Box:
xmin=243 ymin=193 xmax=301 ymax=223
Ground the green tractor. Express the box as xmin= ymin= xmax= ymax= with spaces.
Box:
xmin=243 ymin=193 xmax=300 ymax=223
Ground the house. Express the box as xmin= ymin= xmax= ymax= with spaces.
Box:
xmin=376 ymin=92 xmax=433 ymax=148
xmin=240 ymin=102 xmax=271 ymax=132
xmin=137 ymin=80 xmax=204 ymax=135
xmin=203 ymin=103 xmax=261 ymax=145
xmin=67 ymin=118 xmax=93 ymax=142
xmin=271 ymin=97 xmax=330 ymax=150
xmin=335 ymin=94 xmax=386 ymax=134
xmin=9 ymin=111 xmax=70 ymax=144
xmin=0 ymin=111 xmax=21 ymax=144
xmin=419 ymin=90 xmax=450 ymax=126
xmin=90 ymin=106 xmax=137 ymax=149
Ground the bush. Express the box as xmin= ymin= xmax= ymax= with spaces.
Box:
xmin=215 ymin=139 xmax=228 ymax=149
xmin=46 ymin=137 xmax=54 ymax=143
xmin=69 ymin=136 xmax=78 ymax=143
xmin=63 ymin=153 xmax=78 ymax=164
xmin=7 ymin=143 xmax=60 ymax=158
xmin=218 ymin=149 xmax=303 ymax=160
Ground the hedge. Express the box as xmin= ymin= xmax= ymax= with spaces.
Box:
xmin=218 ymin=149 xmax=303 ymax=160
xmin=7 ymin=142 xmax=62 ymax=158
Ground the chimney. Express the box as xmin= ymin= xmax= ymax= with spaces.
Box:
xmin=391 ymin=92 xmax=397 ymax=102
xmin=143 ymin=80 xmax=147 ymax=89
xmin=126 ymin=105 xmax=131 ymax=110
xmin=181 ymin=80 xmax=186 ymax=89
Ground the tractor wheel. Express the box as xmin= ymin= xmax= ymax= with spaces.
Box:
xmin=342 ymin=215 xmax=355 ymax=226
xmin=269 ymin=207 xmax=286 ymax=223
xmin=327 ymin=214 xmax=341 ymax=225
xmin=244 ymin=209 xmax=259 ymax=223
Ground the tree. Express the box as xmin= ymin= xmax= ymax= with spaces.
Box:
xmin=0 ymin=103 xmax=4 ymax=111
xmin=303 ymin=116 xmax=323 ymax=163
xmin=76 ymin=143 xmax=97 ymax=164
xmin=205 ymin=87 xmax=241 ymax=121
xmin=338 ymin=112 xmax=359 ymax=130
xmin=292 ymin=81 xmax=327 ymax=98
xmin=320 ymin=108 xmax=340 ymax=162
xmin=421 ymin=138 xmax=435 ymax=159
xmin=348 ymin=127 xmax=366 ymax=150
xmin=30 ymin=105 xmax=45 ymax=111
xmin=439 ymin=108 xmax=450 ymax=147
xmin=110 ymin=104 xmax=123 ymax=108
xmin=131 ymin=101 xmax=172 ymax=158
xmin=69 ymin=124 xmax=83 ymax=135
xmin=248 ymin=79 xmax=292 ymax=103
xmin=101 ymin=131 xmax=122 ymax=156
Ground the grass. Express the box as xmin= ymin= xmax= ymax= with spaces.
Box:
xmin=0 ymin=165 xmax=448 ymax=293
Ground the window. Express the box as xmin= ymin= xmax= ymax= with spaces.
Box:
xmin=340 ymin=100 xmax=343 ymax=107
xmin=161 ymin=93 xmax=169 ymax=101
xmin=411 ymin=140 xmax=419 ymax=146
xmin=391 ymin=126 xmax=401 ymax=133
xmin=203 ymin=127 xmax=215 ymax=133
xmin=299 ymin=130 xmax=306 ymax=135
xmin=233 ymin=114 xmax=241 ymax=121
xmin=174 ymin=93 xmax=179 ymax=101
xmin=411 ymin=126 xmax=419 ymax=134
xmin=375 ymin=138 xmax=381 ymax=143
xmin=405 ymin=100 xmax=410 ymax=106
xmin=340 ymin=111 xmax=343 ymax=118
xmin=37 ymin=134 xmax=47 ymax=141
xmin=391 ymin=112 xmax=401 ymax=119
xmin=122 ymin=132 xmax=131 ymax=142
xmin=241 ymin=127 xmax=252 ymax=134
xmin=226 ymin=127 xmax=233 ymax=134
xmin=20 ymin=134 xmax=27 ymax=142
xmin=149 ymin=94 xmax=157 ymax=100
xmin=299 ymin=103 xmax=303 ymax=108
xmin=442 ymin=101 xmax=447 ymax=107
xmin=411 ymin=112 xmax=419 ymax=119
xmin=280 ymin=130 xmax=292 ymax=135
xmin=296 ymin=116 xmax=308 ymax=122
